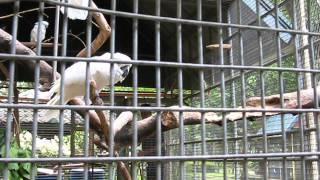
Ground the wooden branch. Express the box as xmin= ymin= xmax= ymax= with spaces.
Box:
xmin=89 ymin=80 xmax=132 ymax=180
xmin=225 ymin=87 xmax=319 ymax=121
xmin=76 ymin=2 xmax=111 ymax=57
xmin=0 ymin=62 xmax=9 ymax=79
xmin=89 ymin=80 xmax=109 ymax=143
xmin=115 ymin=152 xmax=132 ymax=180
xmin=67 ymin=98 xmax=103 ymax=135
xmin=112 ymin=86 xmax=320 ymax=146
xmin=13 ymin=81 xmax=20 ymax=146
xmin=113 ymin=111 xmax=133 ymax=134
xmin=206 ymin=44 xmax=232 ymax=49
xmin=245 ymin=87 xmax=318 ymax=109
xmin=0 ymin=28 xmax=60 ymax=90
xmin=66 ymin=0 xmax=112 ymax=142
xmin=114 ymin=109 xmax=221 ymax=146
xmin=0 ymin=5 xmax=111 ymax=153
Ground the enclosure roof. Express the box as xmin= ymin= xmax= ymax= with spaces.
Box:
xmin=0 ymin=108 xmax=83 ymax=125
xmin=256 ymin=114 xmax=299 ymax=134
xmin=243 ymin=0 xmax=292 ymax=43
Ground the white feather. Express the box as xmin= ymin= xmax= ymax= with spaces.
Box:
xmin=44 ymin=52 xmax=132 ymax=120
xmin=60 ymin=0 xmax=89 ymax=20
xmin=30 ymin=21 xmax=49 ymax=43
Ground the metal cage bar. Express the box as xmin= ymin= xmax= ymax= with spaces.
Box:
xmin=0 ymin=0 xmax=319 ymax=179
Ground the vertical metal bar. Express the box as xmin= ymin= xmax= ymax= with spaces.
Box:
xmin=155 ymin=0 xmax=162 ymax=179
xmin=291 ymin=0 xmax=305 ymax=179
xmin=52 ymin=2 xmax=60 ymax=83
xmin=109 ymin=0 xmax=117 ymax=178
xmin=108 ymin=64 xmax=116 ymax=179
xmin=236 ymin=0 xmax=248 ymax=179
xmin=3 ymin=0 xmax=19 ymax=179
xmin=70 ymin=111 xmax=76 ymax=157
xmin=83 ymin=0 xmax=93 ymax=179
xmin=197 ymin=0 xmax=206 ymax=179
xmin=307 ymin=0 xmax=320 ymax=178
xmin=176 ymin=0 xmax=184 ymax=179
xmin=217 ymin=0 xmax=227 ymax=179
xmin=256 ymin=0 xmax=268 ymax=179
xmin=274 ymin=1 xmax=287 ymax=179
xmin=51 ymin=2 xmax=60 ymax=177
xmin=132 ymin=0 xmax=139 ymax=179
xmin=176 ymin=0 xmax=183 ymax=176
xmin=57 ymin=2 xmax=69 ymax=179
xmin=31 ymin=1 xmax=45 ymax=179
xmin=227 ymin=8 xmax=238 ymax=180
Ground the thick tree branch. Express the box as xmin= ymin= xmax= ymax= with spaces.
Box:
xmin=67 ymin=98 xmax=103 ymax=135
xmin=89 ymin=80 xmax=109 ymax=143
xmin=89 ymin=80 xmax=131 ymax=180
xmin=112 ymin=87 xmax=320 ymax=146
xmin=76 ymin=2 xmax=111 ymax=57
xmin=0 ymin=28 xmax=59 ymax=90
xmin=66 ymin=0 xmax=112 ymax=138
xmin=114 ymin=109 xmax=220 ymax=146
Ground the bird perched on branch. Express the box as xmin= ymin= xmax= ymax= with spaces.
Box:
xmin=60 ymin=0 xmax=89 ymax=20
xmin=44 ymin=52 xmax=132 ymax=120
xmin=30 ymin=21 xmax=49 ymax=43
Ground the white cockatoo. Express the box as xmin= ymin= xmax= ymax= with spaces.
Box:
xmin=44 ymin=52 xmax=132 ymax=120
xmin=30 ymin=21 xmax=49 ymax=43
xmin=60 ymin=0 xmax=89 ymax=20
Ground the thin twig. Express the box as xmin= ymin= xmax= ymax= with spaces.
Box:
xmin=0 ymin=7 xmax=56 ymax=20
xmin=43 ymin=32 xmax=86 ymax=48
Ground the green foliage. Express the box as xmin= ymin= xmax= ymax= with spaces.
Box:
xmin=188 ymin=55 xmax=298 ymax=111
xmin=0 ymin=130 xmax=32 ymax=180
xmin=63 ymin=131 xmax=84 ymax=155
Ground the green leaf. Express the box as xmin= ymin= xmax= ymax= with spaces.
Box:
xmin=8 ymin=163 xmax=19 ymax=170
xmin=17 ymin=149 xmax=28 ymax=158
xmin=21 ymin=172 xmax=31 ymax=180
xmin=19 ymin=167 xmax=31 ymax=179
xmin=9 ymin=148 xmax=19 ymax=158
xmin=0 ymin=144 xmax=5 ymax=156
xmin=0 ymin=162 xmax=5 ymax=170
xmin=21 ymin=163 xmax=31 ymax=172
xmin=9 ymin=170 xmax=21 ymax=180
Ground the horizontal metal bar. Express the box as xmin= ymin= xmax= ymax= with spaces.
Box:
xmin=1 ymin=152 xmax=320 ymax=163
xmin=21 ymin=0 xmax=320 ymax=36
xmin=1 ymin=54 xmax=320 ymax=73
xmin=167 ymin=127 xmax=318 ymax=146
xmin=1 ymin=156 xmax=319 ymax=163
xmin=0 ymin=103 xmax=320 ymax=113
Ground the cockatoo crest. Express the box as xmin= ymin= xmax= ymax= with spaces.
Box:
xmin=60 ymin=0 xmax=89 ymax=20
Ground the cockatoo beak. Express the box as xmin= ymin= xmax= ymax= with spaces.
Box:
xmin=120 ymin=65 xmax=131 ymax=82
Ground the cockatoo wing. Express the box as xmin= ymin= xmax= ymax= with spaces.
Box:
xmin=30 ymin=25 xmax=38 ymax=42
xmin=60 ymin=0 xmax=89 ymax=20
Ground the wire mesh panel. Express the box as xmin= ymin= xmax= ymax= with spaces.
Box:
xmin=0 ymin=0 xmax=319 ymax=179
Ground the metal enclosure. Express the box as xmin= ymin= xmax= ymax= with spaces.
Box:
xmin=0 ymin=0 xmax=320 ymax=179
